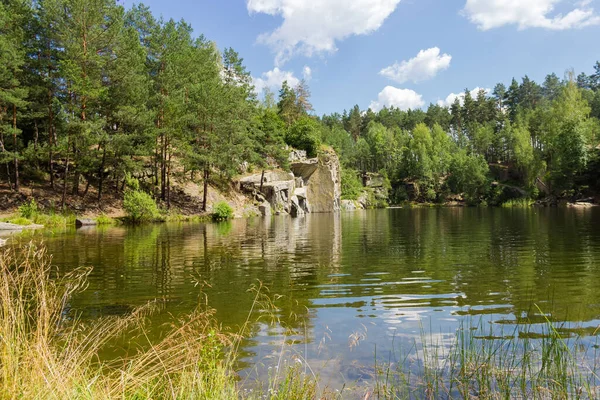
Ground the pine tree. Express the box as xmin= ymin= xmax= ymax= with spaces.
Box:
xmin=0 ymin=0 xmax=30 ymax=191
xmin=346 ymin=105 xmax=362 ymax=141
xmin=54 ymin=0 xmax=123 ymax=207
xmin=295 ymin=79 xmax=313 ymax=115
xmin=277 ymin=81 xmax=298 ymax=127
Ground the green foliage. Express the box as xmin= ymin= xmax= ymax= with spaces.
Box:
xmin=1 ymin=0 xmax=599 ymax=209
xmin=123 ymin=190 xmax=159 ymax=223
xmin=341 ymin=168 xmax=363 ymax=200
xmin=211 ymin=201 xmax=234 ymax=221
xmin=448 ymin=150 xmax=490 ymax=204
xmin=18 ymin=199 xmax=38 ymax=219
xmin=124 ymin=174 xmax=141 ymax=191
xmin=285 ymin=117 xmax=322 ymax=157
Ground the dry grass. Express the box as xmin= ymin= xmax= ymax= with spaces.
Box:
xmin=0 ymin=243 xmax=325 ymax=399
xmin=0 ymin=243 xmax=245 ymax=399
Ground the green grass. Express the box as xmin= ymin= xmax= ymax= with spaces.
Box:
xmin=95 ymin=214 xmax=116 ymax=226
xmin=501 ymin=198 xmax=535 ymax=208
xmin=7 ymin=216 xmax=33 ymax=226
xmin=32 ymin=213 xmax=77 ymax=228
xmin=162 ymin=213 xmax=212 ymax=223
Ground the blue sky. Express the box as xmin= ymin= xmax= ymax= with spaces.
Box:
xmin=123 ymin=0 xmax=600 ymax=115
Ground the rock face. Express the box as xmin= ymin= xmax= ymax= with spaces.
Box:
xmin=239 ymin=149 xmax=341 ymax=216
xmin=291 ymin=149 xmax=341 ymax=213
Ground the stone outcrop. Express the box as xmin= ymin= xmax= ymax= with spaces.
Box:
xmin=239 ymin=148 xmax=341 ymax=217
xmin=240 ymin=171 xmax=299 ymax=215
xmin=341 ymin=199 xmax=364 ymax=211
xmin=0 ymin=222 xmax=44 ymax=231
xmin=291 ymin=149 xmax=341 ymax=213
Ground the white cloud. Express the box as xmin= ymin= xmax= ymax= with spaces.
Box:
xmin=463 ymin=0 xmax=600 ymax=30
xmin=303 ymin=65 xmax=312 ymax=81
xmin=253 ymin=67 xmax=300 ymax=94
xmin=369 ymin=86 xmax=425 ymax=111
xmin=247 ymin=0 xmax=402 ymax=65
xmin=437 ymin=87 xmax=491 ymax=107
xmin=379 ymin=47 xmax=452 ymax=84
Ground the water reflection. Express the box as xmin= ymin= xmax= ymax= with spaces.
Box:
xmin=40 ymin=208 xmax=600 ymax=385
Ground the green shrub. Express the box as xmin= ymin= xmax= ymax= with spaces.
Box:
xmin=212 ymin=201 xmax=234 ymax=221
xmin=341 ymin=168 xmax=363 ymax=200
xmin=123 ymin=190 xmax=159 ymax=223
xmin=18 ymin=199 xmax=38 ymax=219
xmin=124 ymin=173 xmax=140 ymax=191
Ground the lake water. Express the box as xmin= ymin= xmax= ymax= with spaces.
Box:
xmin=41 ymin=208 xmax=600 ymax=390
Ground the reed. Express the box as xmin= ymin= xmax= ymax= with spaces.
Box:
xmin=370 ymin=318 xmax=599 ymax=399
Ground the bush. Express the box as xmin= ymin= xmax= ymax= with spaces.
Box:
xmin=19 ymin=199 xmax=38 ymax=219
xmin=123 ymin=190 xmax=159 ymax=223
xmin=341 ymin=168 xmax=363 ymax=200
xmin=212 ymin=201 xmax=234 ymax=221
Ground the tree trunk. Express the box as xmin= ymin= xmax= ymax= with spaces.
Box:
xmin=12 ymin=105 xmax=19 ymax=192
xmin=98 ymin=143 xmax=107 ymax=202
xmin=62 ymin=135 xmax=71 ymax=211
xmin=48 ymin=88 xmax=55 ymax=189
xmin=33 ymin=120 xmax=39 ymax=168
xmin=202 ymin=167 xmax=209 ymax=212
xmin=160 ymin=133 xmax=166 ymax=201
xmin=83 ymin=178 xmax=90 ymax=197
xmin=166 ymin=137 xmax=171 ymax=209
xmin=0 ymin=125 xmax=12 ymax=191
xmin=259 ymin=169 xmax=265 ymax=193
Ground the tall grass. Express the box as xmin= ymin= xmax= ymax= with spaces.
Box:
xmin=370 ymin=318 xmax=600 ymax=399
xmin=0 ymin=244 xmax=322 ymax=399
xmin=501 ymin=198 xmax=535 ymax=208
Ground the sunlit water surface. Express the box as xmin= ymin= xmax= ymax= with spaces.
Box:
xmin=40 ymin=208 xmax=600 ymax=390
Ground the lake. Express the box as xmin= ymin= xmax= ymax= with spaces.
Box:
xmin=41 ymin=207 xmax=600 ymax=392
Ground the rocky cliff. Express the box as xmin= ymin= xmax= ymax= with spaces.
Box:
xmin=239 ymin=148 xmax=341 ymax=216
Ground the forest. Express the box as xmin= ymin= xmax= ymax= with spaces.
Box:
xmin=1 ymin=0 xmax=600 ymax=210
